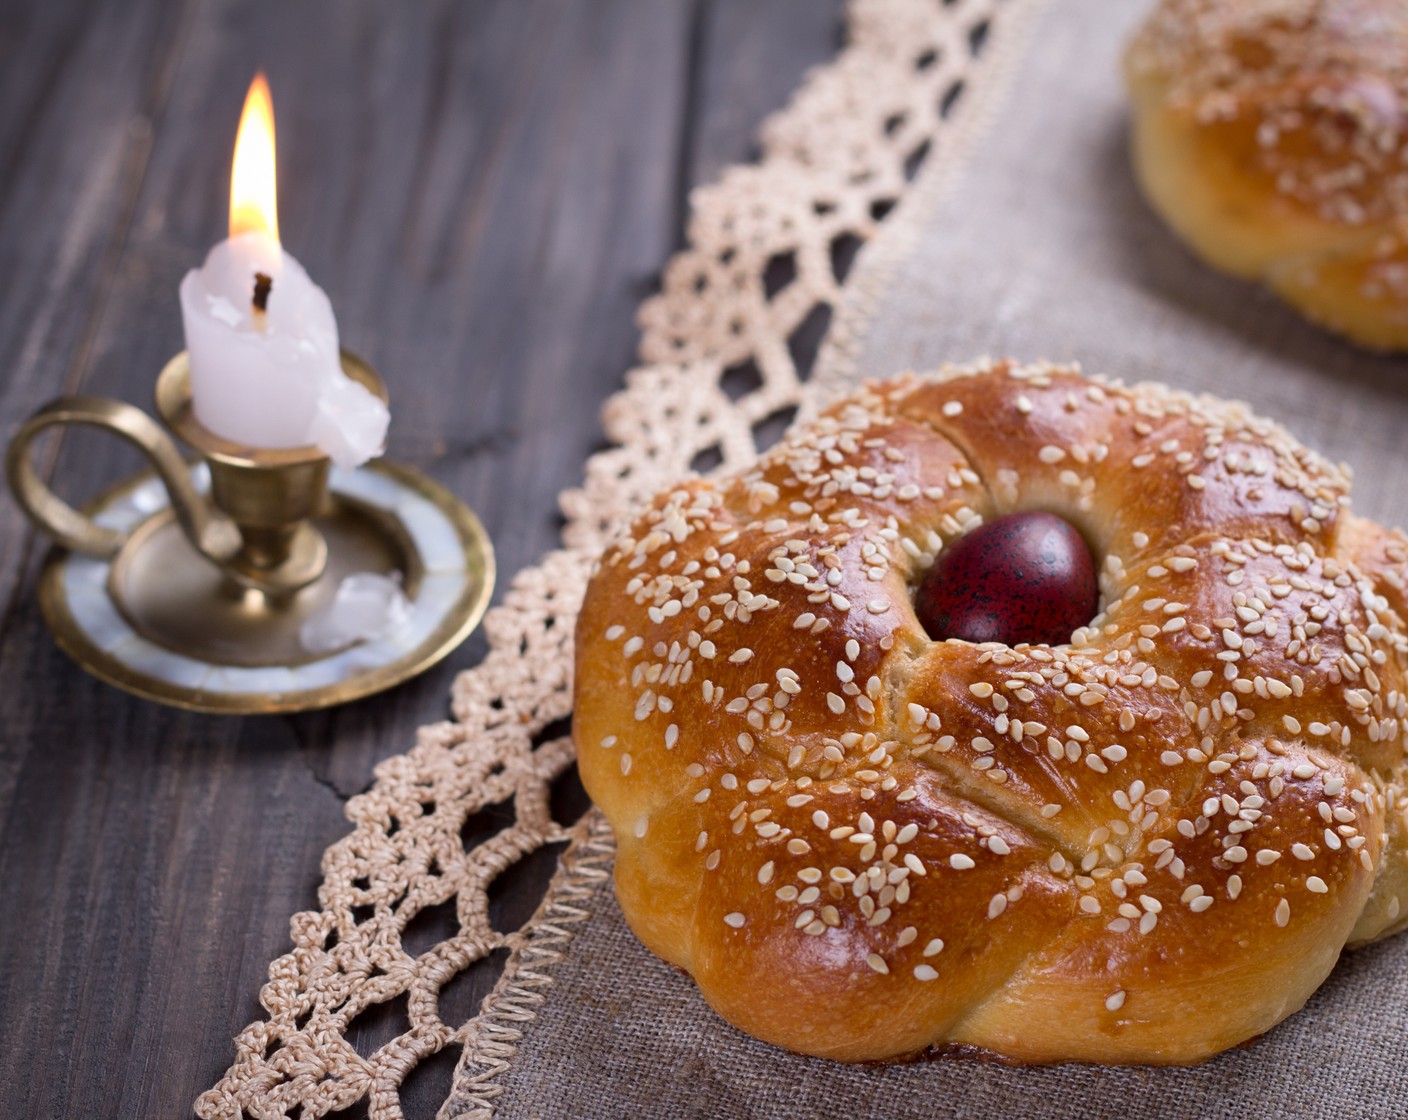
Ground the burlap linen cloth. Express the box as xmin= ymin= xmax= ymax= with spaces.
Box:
xmin=444 ymin=3 xmax=1408 ymax=1118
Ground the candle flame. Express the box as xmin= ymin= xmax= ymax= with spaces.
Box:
xmin=229 ymin=72 xmax=279 ymax=243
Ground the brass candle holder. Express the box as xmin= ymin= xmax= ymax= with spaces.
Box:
xmin=6 ymin=351 xmax=494 ymax=713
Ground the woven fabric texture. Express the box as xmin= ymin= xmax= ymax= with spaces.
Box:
xmin=443 ymin=1 xmax=1408 ymax=1118
xmin=474 ymin=857 xmax=1407 ymax=1120
xmin=195 ymin=1 xmax=1006 ymax=1117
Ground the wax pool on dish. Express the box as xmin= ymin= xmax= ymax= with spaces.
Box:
xmin=178 ymin=73 xmax=388 ymax=468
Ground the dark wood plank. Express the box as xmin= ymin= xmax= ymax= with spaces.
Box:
xmin=689 ymin=0 xmax=847 ymax=187
xmin=0 ymin=1 xmax=845 ymax=1116
xmin=0 ymin=0 xmax=193 ymax=622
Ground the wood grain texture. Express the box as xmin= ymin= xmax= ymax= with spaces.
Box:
xmin=0 ymin=0 xmax=845 ymax=1116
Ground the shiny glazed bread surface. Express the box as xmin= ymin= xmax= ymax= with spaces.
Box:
xmin=574 ymin=360 xmax=1408 ymax=1063
xmin=1126 ymin=0 xmax=1408 ymax=350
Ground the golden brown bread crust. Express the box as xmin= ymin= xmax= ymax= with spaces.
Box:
xmin=1125 ymin=0 xmax=1408 ymax=349
xmin=573 ymin=359 xmax=1408 ymax=1064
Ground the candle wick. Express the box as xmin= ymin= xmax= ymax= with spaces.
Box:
xmin=252 ymin=272 xmax=273 ymax=313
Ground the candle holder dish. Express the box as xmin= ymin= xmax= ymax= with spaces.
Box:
xmin=5 ymin=351 xmax=494 ymax=713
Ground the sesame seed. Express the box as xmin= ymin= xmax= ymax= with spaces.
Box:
xmin=950 ymin=854 xmax=975 ymax=870
xmin=866 ymin=954 xmax=889 ymax=974
xmin=1106 ymin=991 xmax=1126 ymax=1012
xmin=914 ymin=964 xmax=939 ymax=981
xmin=723 ymin=912 xmax=745 ymax=928
xmin=1307 ymin=876 xmax=1329 ymax=893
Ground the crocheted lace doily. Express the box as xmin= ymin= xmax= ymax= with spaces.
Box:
xmin=196 ymin=1 xmax=1025 ymax=1116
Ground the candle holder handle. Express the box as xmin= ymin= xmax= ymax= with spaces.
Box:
xmin=6 ymin=395 xmax=244 ymax=564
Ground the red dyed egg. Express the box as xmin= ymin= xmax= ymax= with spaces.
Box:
xmin=915 ymin=512 xmax=1098 ymax=645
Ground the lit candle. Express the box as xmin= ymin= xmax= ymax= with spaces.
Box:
xmin=179 ymin=73 xmax=389 ymax=468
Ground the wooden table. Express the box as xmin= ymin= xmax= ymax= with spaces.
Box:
xmin=0 ymin=1 xmax=846 ymax=1114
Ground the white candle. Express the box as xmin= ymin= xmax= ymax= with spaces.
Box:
xmin=179 ymin=73 xmax=388 ymax=469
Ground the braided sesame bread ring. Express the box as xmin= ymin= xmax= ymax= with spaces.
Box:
xmin=1125 ymin=0 xmax=1408 ymax=351
xmin=573 ymin=360 xmax=1408 ymax=1064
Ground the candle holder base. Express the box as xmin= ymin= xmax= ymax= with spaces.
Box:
xmin=36 ymin=458 xmax=494 ymax=714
